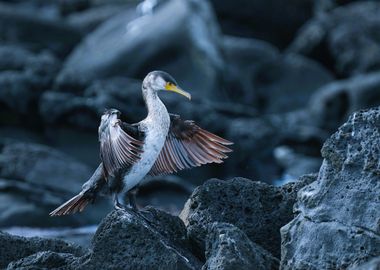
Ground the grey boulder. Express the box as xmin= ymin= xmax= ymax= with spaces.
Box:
xmin=280 ymin=107 xmax=380 ymax=269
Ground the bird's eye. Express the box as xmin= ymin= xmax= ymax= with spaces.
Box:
xmin=165 ymin=82 xmax=175 ymax=90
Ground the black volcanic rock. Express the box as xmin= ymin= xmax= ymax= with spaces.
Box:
xmin=281 ymin=107 xmax=380 ymax=269
xmin=77 ymin=208 xmax=202 ymax=270
xmin=5 ymin=208 xmax=202 ymax=269
xmin=288 ymin=2 xmax=380 ymax=77
xmin=0 ymin=231 xmax=84 ymax=269
xmin=203 ymin=222 xmax=279 ymax=270
xmin=57 ymin=0 xmax=223 ymax=98
xmin=180 ymin=176 xmax=315 ymax=259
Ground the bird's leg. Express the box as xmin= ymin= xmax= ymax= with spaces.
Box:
xmin=127 ymin=188 xmax=138 ymax=211
xmin=113 ymin=193 xmax=124 ymax=210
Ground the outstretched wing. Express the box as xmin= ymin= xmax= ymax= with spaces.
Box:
xmin=99 ymin=114 xmax=144 ymax=178
xmin=148 ymin=114 xmax=233 ymax=176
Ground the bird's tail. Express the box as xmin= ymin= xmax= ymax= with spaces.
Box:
xmin=49 ymin=192 xmax=92 ymax=216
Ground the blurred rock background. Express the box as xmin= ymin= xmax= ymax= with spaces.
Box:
xmin=0 ymin=0 xmax=379 ymax=267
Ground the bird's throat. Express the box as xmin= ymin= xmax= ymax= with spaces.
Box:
xmin=144 ymin=90 xmax=168 ymax=121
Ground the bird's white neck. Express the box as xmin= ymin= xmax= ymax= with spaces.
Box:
xmin=143 ymin=88 xmax=169 ymax=122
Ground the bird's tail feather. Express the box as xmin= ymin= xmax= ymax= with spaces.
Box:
xmin=49 ymin=193 xmax=91 ymax=216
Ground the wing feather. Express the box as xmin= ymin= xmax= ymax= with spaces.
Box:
xmin=148 ymin=114 xmax=233 ymax=176
xmin=99 ymin=114 xmax=144 ymax=178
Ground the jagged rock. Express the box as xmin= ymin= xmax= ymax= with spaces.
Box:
xmin=210 ymin=0 xmax=314 ymax=48
xmin=0 ymin=2 xmax=82 ymax=57
xmin=0 ymin=231 xmax=84 ymax=269
xmin=4 ymin=208 xmax=203 ymax=269
xmin=309 ymin=71 xmax=380 ymax=132
xmin=288 ymin=2 xmax=380 ymax=77
xmin=222 ymin=36 xmax=334 ymax=113
xmin=202 ymin=222 xmax=279 ymax=270
xmin=57 ymin=0 xmax=223 ymax=98
xmin=226 ymin=110 xmax=327 ymax=181
xmin=281 ymin=107 xmax=380 ymax=269
xmin=0 ymin=141 xmax=110 ymax=227
xmin=76 ymin=208 xmax=202 ymax=269
xmin=180 ymin=176 xmax=315 ymax=259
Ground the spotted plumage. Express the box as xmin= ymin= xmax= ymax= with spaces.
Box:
xmin=50 ymin=71 xmax=233 ymax=216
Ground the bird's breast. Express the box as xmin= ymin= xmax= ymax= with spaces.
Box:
xmin=121 ymin=112 xmax=170 ymax=192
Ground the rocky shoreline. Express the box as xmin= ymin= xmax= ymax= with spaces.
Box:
xmin=1 ymin=0 xmax=380 ymax=269
xmin=1 ymin=107 xmax=379 ymax=269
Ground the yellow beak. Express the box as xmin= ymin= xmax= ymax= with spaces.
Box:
xmin=165 ymin=83 xmax=191 ymax=100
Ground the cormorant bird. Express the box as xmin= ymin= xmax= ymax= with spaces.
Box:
xmin=50 ymin=71 xmax=233 ymax=216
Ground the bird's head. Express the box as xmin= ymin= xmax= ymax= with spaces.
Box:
xmin=142 ymin=71 xmax=191 ymax=100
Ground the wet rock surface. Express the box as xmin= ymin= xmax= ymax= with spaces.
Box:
xmin=280 ymin=107 xmax=380 ymax=269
